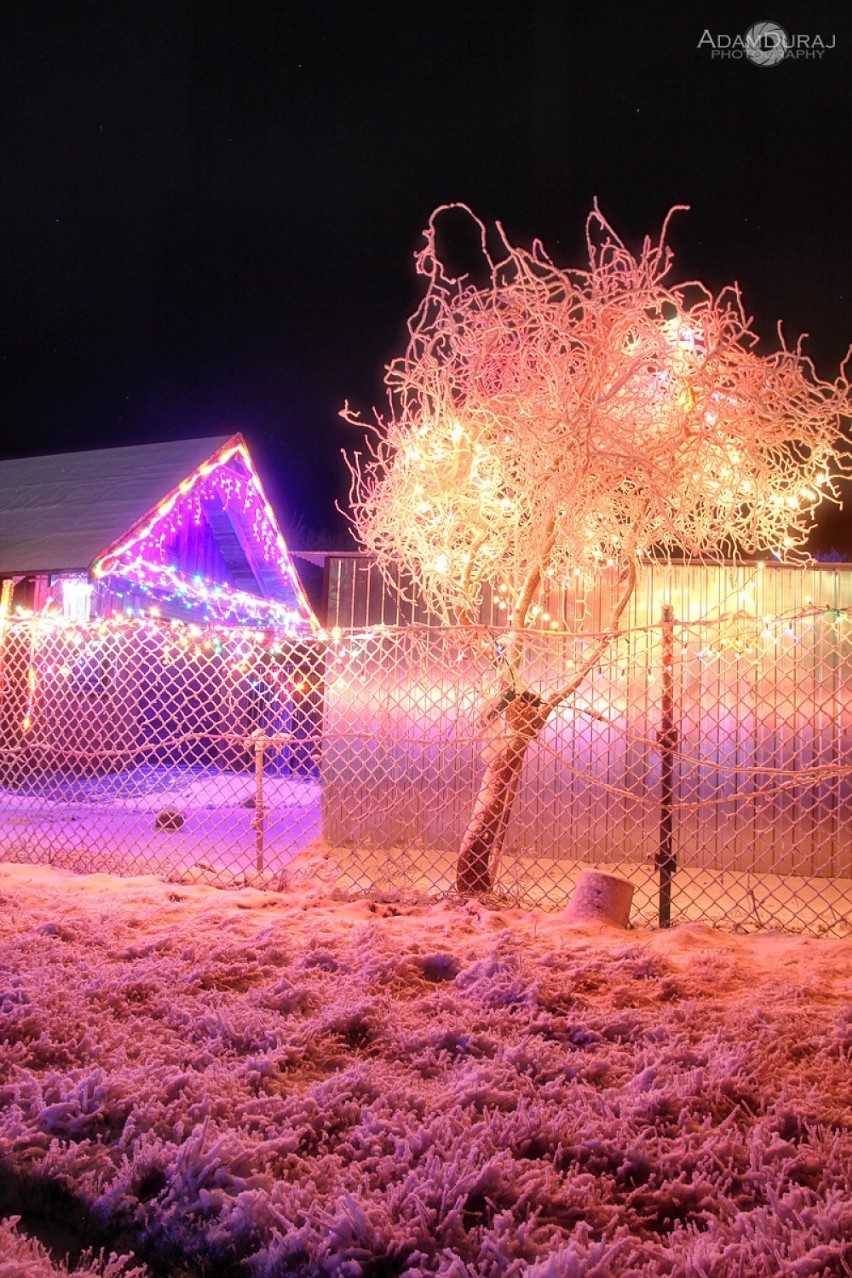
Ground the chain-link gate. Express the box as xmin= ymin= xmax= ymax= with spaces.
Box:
xmin=1 ymin=608 xmax=850 ymax=933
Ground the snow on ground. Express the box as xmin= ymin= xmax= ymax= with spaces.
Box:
xmin=0 ymin=858 xmax=850 ymax=1277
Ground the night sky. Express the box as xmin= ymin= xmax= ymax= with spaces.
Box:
xmin=1 ymin=2 xmax=850 ymax=553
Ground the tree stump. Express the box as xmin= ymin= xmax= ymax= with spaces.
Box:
xmin=564 ymin=870 xmax=634 ymax=928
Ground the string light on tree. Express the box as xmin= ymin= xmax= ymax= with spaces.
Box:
xmin=344 ymin=202 xmax=852 ymax=895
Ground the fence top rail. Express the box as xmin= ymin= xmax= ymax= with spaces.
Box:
xmin=2 ymin=605 xmax=850 ymax=647
xmin=316 ymin=605 xmax=851 ymax=640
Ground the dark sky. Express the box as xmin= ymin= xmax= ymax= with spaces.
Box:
xmin=1 ymin=2 xmax=850 ymax=552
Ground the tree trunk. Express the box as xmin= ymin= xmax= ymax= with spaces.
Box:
xmin=455 ymin=563 xmax=637 ymax=897
xmin=455 ymin=690 xmax=548 ymax=895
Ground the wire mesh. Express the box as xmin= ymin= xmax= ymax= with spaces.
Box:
xmin=0 ymin=608 xmax=850 ymax=934
xmin=321 ymin=614 xmax=852 ymax=932
xmin=0 ymin=615 xmax=324 ymax=883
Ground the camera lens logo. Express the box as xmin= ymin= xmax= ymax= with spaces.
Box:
xmin=745 ymin=20 xmax=788 ymax=66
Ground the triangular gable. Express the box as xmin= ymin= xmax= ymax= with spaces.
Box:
xmin=92 ymin=436 xmax=317 ymax=633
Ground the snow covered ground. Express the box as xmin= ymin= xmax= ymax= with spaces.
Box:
xmin=0 ymin=857 xmax=850 ymax=1277
xmin=0 ymin=773 xmax=322 ymax=883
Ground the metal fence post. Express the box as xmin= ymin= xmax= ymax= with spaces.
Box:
xmin=656 ymin=604 xmax=679 ymax=927
xmin=252 ymin=730 xmax=266 ymax=874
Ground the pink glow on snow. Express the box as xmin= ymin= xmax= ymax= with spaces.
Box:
xmin=0 ymin=860 xmax=849 ymax=1275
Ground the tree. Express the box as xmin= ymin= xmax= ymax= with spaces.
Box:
xmin=343 ymin=204 xmax=851 ymax=895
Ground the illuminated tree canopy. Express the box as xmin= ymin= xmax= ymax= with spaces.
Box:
xmin=343 ymin=204 xmax=852 ymax=894
xmin=346 ymin=203 xmax=850 ymax=624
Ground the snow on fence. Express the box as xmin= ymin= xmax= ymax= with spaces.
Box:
xmin=0 ymin=600 xmax=850 ymax=934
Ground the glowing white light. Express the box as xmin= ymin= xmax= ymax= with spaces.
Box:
xmin=61 ymin=577 xmax=93 ymax=623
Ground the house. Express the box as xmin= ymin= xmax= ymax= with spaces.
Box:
xmin=0 ymin=434 xmax=316 ymax=632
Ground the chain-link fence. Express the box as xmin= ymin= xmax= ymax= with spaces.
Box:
xmin=322 ymin=613 xmax=851 ymax=934
xmin=0 ymin=615 xmax=324 ymax=882
xmin=1 ymin=608 xmax=850 ymax=934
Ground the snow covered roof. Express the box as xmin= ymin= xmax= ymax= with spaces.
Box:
xmin=0 ymin=435 xmax=234 ymax=576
